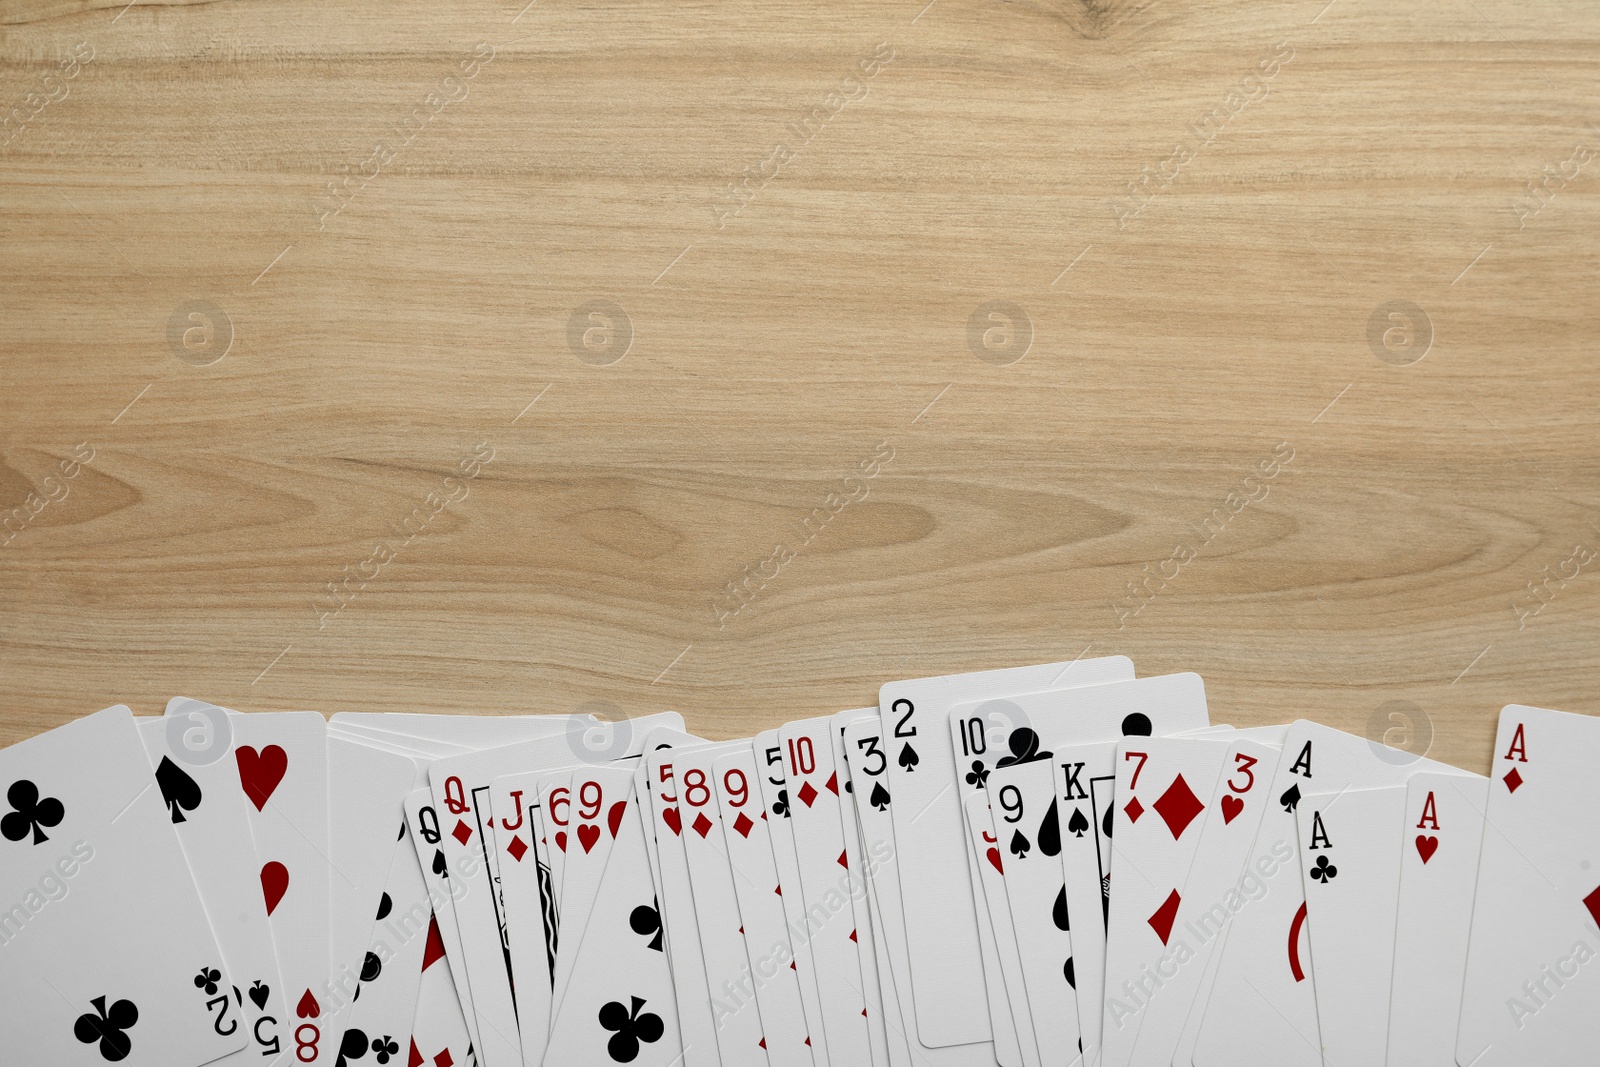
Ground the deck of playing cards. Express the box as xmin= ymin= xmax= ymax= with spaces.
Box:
xmin=3 ymin=670 xmax=1594 ymax=1067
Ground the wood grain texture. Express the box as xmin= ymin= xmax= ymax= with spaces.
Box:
xmin=2 ymin=0 xmax=1597 ymax=771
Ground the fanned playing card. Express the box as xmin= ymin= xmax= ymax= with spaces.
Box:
xmin=1457 ymin=705 xmax=1600 ymax=1066
xmin=879 ymin=657 xmax=1135 ymax=1048
xmin=0 ymin=707 xmax=245 ymax=1067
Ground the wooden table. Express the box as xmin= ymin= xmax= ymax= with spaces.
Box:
xmin=3 ymin=0 xmax=1596 ymax=770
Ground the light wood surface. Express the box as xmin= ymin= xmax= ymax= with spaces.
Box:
xmin=3 ymin=0 xmax=1597 ymax=771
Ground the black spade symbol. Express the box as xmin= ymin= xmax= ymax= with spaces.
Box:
xmin=1102 ymin=805 xmax=1114 ymax=839
xmin=1038 ymin=800 xmax=1061 ymax=857
xmin=155 ymin=758 xmax=202 ymax=824
xmin=1280 ymin=783 xmax=1301 ymax=813
xmin=375 ymin=892 xmax=393 ymax=921
xmin=868 ymin=782 xmax=890 ymax=812
xmin=1053 ymin=885 xmax=1070 ymax=932
xmin=898 ymin=744 xmax=920 ymax=771
xmin=1121 ymin=713 xmax=1153 ymax=736
xmin=432 ymin=849 xmax=448 ymax=878
xmin=249 ymin=982 xmax=270 ymax=1011
xmin=1009 ymin=829 xmax=1031 ymax=859
xmin=1067 ymin=807 xmax=1089 ymax=838
xmin=1064 ymin=956 xmax=1076 ymax=989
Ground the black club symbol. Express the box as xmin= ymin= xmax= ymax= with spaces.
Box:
xmin=1309 ymin=855 xmax=1338 ymax=883
xmin=372 ymin=1035 xmax=400 ymax=1063
xmin=771 ymin=789 xmax=789 ymax=818
xmin=75 ymin=996 xmax=138 ymax=1063
xmin=2 ymin=779 xmax=65 ymax=846
xmin=194 ymin=967 xmax=222 ymax=996
xmin=599 ymin=995 xmax=665 ymax=1063
xmin=629 ymin=899 xmax=664 ymax=951
xmin=963 ymin=761 xmax=989 ymax=788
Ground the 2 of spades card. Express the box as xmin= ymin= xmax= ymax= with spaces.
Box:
xmin=879 ymin=657 xmax=1135 ymax=1048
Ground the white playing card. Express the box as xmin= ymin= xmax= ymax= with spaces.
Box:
xmin=487 ymin=768 xmax=562 ymax=1067
xmin=641 ymin=737 xmax=725 ymax=1067
xmin=779 ymin=714 xmax=879 ymax=1067
xmin=405 ymin=786 xmax=485 ymax=1059
xmin=947 ymin=673 xmax=1205 ymax=1066
xmin=840 ymin=717 xmax=999 ymax=1067
xmin=1457 ymin=705 xmax=1600 ymax=1067
xmin=1295 ymin=783 xmax=1410 ymax=1067
xmin=333 ymin=820 xmax=437 ymax=1067
xmin=1194 ymin=720 xmax=1472 ymax=1067
xmin=541 ymin=774 xmax=574 ymax=908
xmin=827 ymin=709 xmax=900 ymax=1067
xmin=1148 ymin=736 xmax=1288 ymax=1067
xmin=138 ymin=708 xmax=288 ymax=1064
xmin=980 ymin=758 xmax=1079 ymax=1067
xmin=228 ymin=711 xmax=335 ymax=1065
xmin=326 ymin=736 xmax=421 ymax=1016
xmin=544 ymin=780 xmax=685 ymax=1067
xmin=882 ymin=657 xmax=1135 ymax=1048
xmin=676 ymin=740 xmax=770 ymax=1066
xmin=0 ymin=707 xmax=246 ymax=1067
xmin=635 ymin=728 xmax=706 ymax=926
xmin=951 ymin=674 xmax=1209 ymax=1067
xmin=429 ymin=712 xmax=683 ymax=1067
xmin=960 ymin=791 xmax=1037 ymax=1067
xmin=753 ymin=728 xmax=833 ymax=1067
xmin=1098 ymin=737 xmax=1231 ymax=1067
xmin=713 ymin=745 xmax=817 ymax=1067
xmin=559 ymin=764 xmax=634 ymax=983
xmin=409 ymin=906 xmax=478 ymax=1067
xmin=1386 ymin=772 xmax=1488 ymax=1066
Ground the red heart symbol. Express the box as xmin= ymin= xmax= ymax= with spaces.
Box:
xmin=1415 ymin=835 xmax=1439 ymax=864
xmin=554 ymin=831 xmax=567 ymax=852
xmin=607 ymin=800 xmax=627 ymax=838
xmin=295 ymin=989 xmax=319 ymax=1019
xmin=986 ymin=846 xmax=1003 ymax=874
xmin=260 ymin=862 xmax=289 ymax=916
xmin=663 ymin=807 xmax=682 ymax=836
xmin=236 ymin=745 xmax=288 ymax=812
xmin=577 ymin=824 xmax=600 ymax=853
xmin=1220 ymin=795 xmax=1245 ymax=825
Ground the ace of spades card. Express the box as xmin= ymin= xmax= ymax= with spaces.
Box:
xmin=1457 ymin=705 xmax=1600 ymax=1067
xmin=0 ymin=707 xmax=246 ymax=1066
xmin=1386 ymin=772 xmax=1489 ymax=1067
xmin=544 ymin=780 xmax=684 ymax=1067
xmin=982 ymin=757 xmax=1081 ymax=1067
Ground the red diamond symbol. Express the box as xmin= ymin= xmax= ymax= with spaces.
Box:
xmin=837 ymin=850 xmax=848 ymax=868
xmin=409 ymin=1039 xmax=423 ymax=1067
xmin=1153 ymin=775 xmax=1204 ymax=840
xmin=1124 ymin=797 xmax=1145 ymax=824
xmin=435 ymin=1052 xmax=454 ymax=1067
xmin=692 ymin=812 xmax=713 ymax=837
xmin=1147 ymin=888 xmax=1181 ymax=945
xmin=797 ymin=781 xmax=818 ymax=808
xmin=1504 ymin=767 xmax=1523 ymax=793
xmin=1585 ymin=885 xmax=1600 ymax=930
xmin=733 ymin=812 xmax=754 ymax=838
xmin=850 ymin=929 xmax=858 ymax=942
xmin=451 ymin=820 xmax=472 ymax=845
xmin=506 ymin=835 xmax=528 ymax=862
xmin=825 ymin=772 xmax=839 ymax=796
